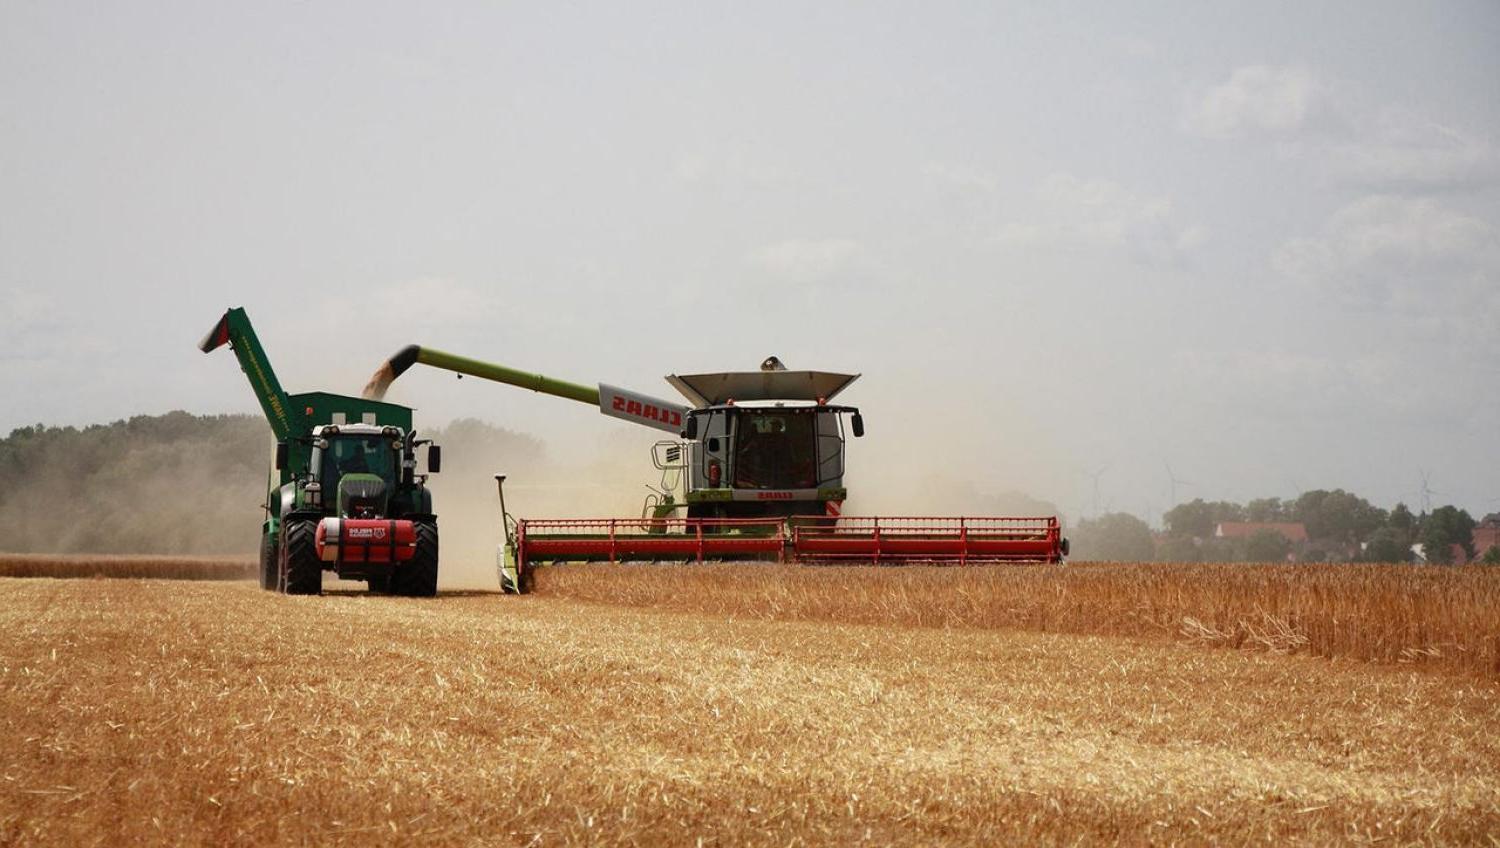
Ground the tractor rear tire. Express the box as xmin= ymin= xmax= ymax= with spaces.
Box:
xmin=281 ymin=520 xmax=323 ymax=596
xmin=393 ymin=521 xmax=438 ymax=598
xmin=259 ymin=532 xmax=278 ymax=591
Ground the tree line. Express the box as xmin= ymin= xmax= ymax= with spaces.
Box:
xmin=0 ymin=412 xmax=542 ymax=555
xmin=1071 ymin=490 xmax=1494 ymax=564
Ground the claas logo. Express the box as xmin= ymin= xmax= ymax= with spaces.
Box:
xmin=612 ymin=396 xmax=682 ymax=428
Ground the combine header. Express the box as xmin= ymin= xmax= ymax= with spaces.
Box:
xmin=364 ymin=345 xmax=1067 ymax=593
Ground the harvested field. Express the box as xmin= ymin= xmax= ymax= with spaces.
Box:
xmin=2 ymin=575 xmax=1498 ymax=845
xmin=534 ymin=562 xmax=1500 ymax=677
xmin=0 ymin=553 xmax=254 ymax=581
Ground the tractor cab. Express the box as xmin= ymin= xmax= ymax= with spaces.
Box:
xmin=299 ymin=423 xmax=440 ymax=520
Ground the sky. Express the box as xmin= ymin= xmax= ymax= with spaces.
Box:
xmin=2 ymin=1 xmax=1497 ymax=523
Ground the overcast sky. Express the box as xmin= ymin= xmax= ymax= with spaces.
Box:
xmin=3 ymin=1 xmax=1497 ymax=522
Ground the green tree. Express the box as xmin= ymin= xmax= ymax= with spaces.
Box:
xmin=1360 ymin=528 xmax=1410 ymax=563
xmin=1071 ymin=512 xmax=1156 ymax=561
xmin=1156 ymin=535 xmax=1201 ymax=563
xmin=1162 ymin=499 xmax=1246 ymax=539
xmin=1419 ymin=506 xmax=1476 ymax=564
xmin=1243 ymin=528 xmax=1292 ymax=562
xmin=1293 ymin=489 xmax=1386 ymax=545
xmin=1480 ymin=545 xmax=1500 ymax=565
xmin=1245 ymin=497 xmax=1289 ymax=522
xmin=1387 ymin=502 xmax=1416 ymax=536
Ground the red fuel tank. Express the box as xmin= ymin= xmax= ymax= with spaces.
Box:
xmin=316 ymin=518 xmax=417 ymax=564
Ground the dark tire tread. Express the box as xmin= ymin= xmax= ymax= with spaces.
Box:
xmin=392 ymin=522 xmax=438 ymax=597
xmin=282 ymin=520 xmax=323 ymax=596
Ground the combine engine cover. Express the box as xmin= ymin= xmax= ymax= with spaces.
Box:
xmin=316 ymin=518 xmax=417 ymax=564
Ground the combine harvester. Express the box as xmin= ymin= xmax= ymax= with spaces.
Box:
xmin=364 ymin=347 xmax=1066 ymax=592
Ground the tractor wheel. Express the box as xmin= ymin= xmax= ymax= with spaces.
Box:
xmin=280 ymin=520 xmax=323 ymax=596
xmin=393 ymin=521 xmax=438 ymax=598
xmin=259 ymin=532 xmax=278 ymax=591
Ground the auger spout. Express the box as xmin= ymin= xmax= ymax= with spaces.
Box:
xmin=364 ymin=344 xmax=690 ymax=435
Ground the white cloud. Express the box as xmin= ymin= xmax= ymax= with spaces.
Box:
xmin=750 ymin=238 xmax=862 ymax=284
xmin=1273 ymin=196 xmax=1499 ymax=332
xmin=921 ymin=161 xmax=999 ymax=193
xmin=1185 ymin=66 xmax=1498 ymax=192
xmin=1325 ymin=108 xmax=1499 ymax=192
xmin=1182 ymin=65 xmax=1320 ymax=140
xmin=994 ymin=173 xmax=1206 ymax=267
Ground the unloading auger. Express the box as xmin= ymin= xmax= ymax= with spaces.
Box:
xmin=365 ymin=347 xmax=1068 ymax=593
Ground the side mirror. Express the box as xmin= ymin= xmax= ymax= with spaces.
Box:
xmin=427 ymin=445 xmax=442 ymax=474
xmin=683 ymin=415 xmax=699 ymax=439
xmin=274 ymin=442 xmax=289 ymax=470
xmin=851 ymin=413 xmax=865 ymax=438
xmin=707 ymin=437 xmax=721 ymax=453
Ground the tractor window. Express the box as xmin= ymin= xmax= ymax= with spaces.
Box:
xmin=319 ymin=436 xmax=397 ymax=483
xmin=733 ymin=412 xmax=817 ymax=489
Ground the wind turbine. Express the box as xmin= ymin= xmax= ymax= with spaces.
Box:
xmin=1085 ymin=465 xmax=1109 ymax=518
xmin=1418 ymin=469 xmax=1440 ymax=514
xmin=1165 ymin=461 xmax=1191 ymax=508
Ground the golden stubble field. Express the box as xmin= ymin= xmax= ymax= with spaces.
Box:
xmin=2 ymin=562 xmax=1499 ymax=845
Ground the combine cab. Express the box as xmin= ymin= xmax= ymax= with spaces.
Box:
xmin=201 ymin=308 xmax=442 ymax=596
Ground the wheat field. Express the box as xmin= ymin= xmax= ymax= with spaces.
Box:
xmin=1 ymin=565 xmax=1498 ymax=845
xmin=0 ymin=554 xmax=254 ymax=581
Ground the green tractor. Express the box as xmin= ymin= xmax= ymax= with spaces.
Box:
xmin=200 ymin=308 xmax=442 ymax=596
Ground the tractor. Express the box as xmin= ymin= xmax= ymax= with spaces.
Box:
xmin=200 ymin=308 xmax=442 ymax=596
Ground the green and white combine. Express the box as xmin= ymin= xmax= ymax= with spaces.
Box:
xmin=364 ymin=346 xmax=1068 ymax=594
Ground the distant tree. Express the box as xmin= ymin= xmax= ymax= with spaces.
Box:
xmin=1196 ymin=536 xmax=1243 ymax=563
xmin=1481 ymin=545 xmax=1500 ymax=565
xmin=1245 ymin=497 xmax=1289 ymax=522
xmin=1071 ymin=512 xmax=1156 ymax=561
xmin=1387 ymin=502 xmax=1417 ymax=536
xmin=1419 ymin=506 xmax=1476 ymax=564
xmin=1156 ymin=535 xmax=1201 ymax=563
xmin=1162 ymin=499 xmax=1246 ymax=539
xmin=1293 ymin=489 xmax=1386 ymax=546
xmin=1360 ymin=528 xmax=1410 ymax=563
xmin=1243 ymin=528 xmax=1292 ymax=562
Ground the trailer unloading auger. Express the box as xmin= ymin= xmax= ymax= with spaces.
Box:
xmin=366 ymin=343 xmax=1069 ymax=593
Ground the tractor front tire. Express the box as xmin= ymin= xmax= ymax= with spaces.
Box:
xmin=259 ymin=532 xmax=278 ymax=591
xmin=393 ymin=521 xmax=438 ymax=598
xmin=281 ymin=520 xmax=323 ymax=596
